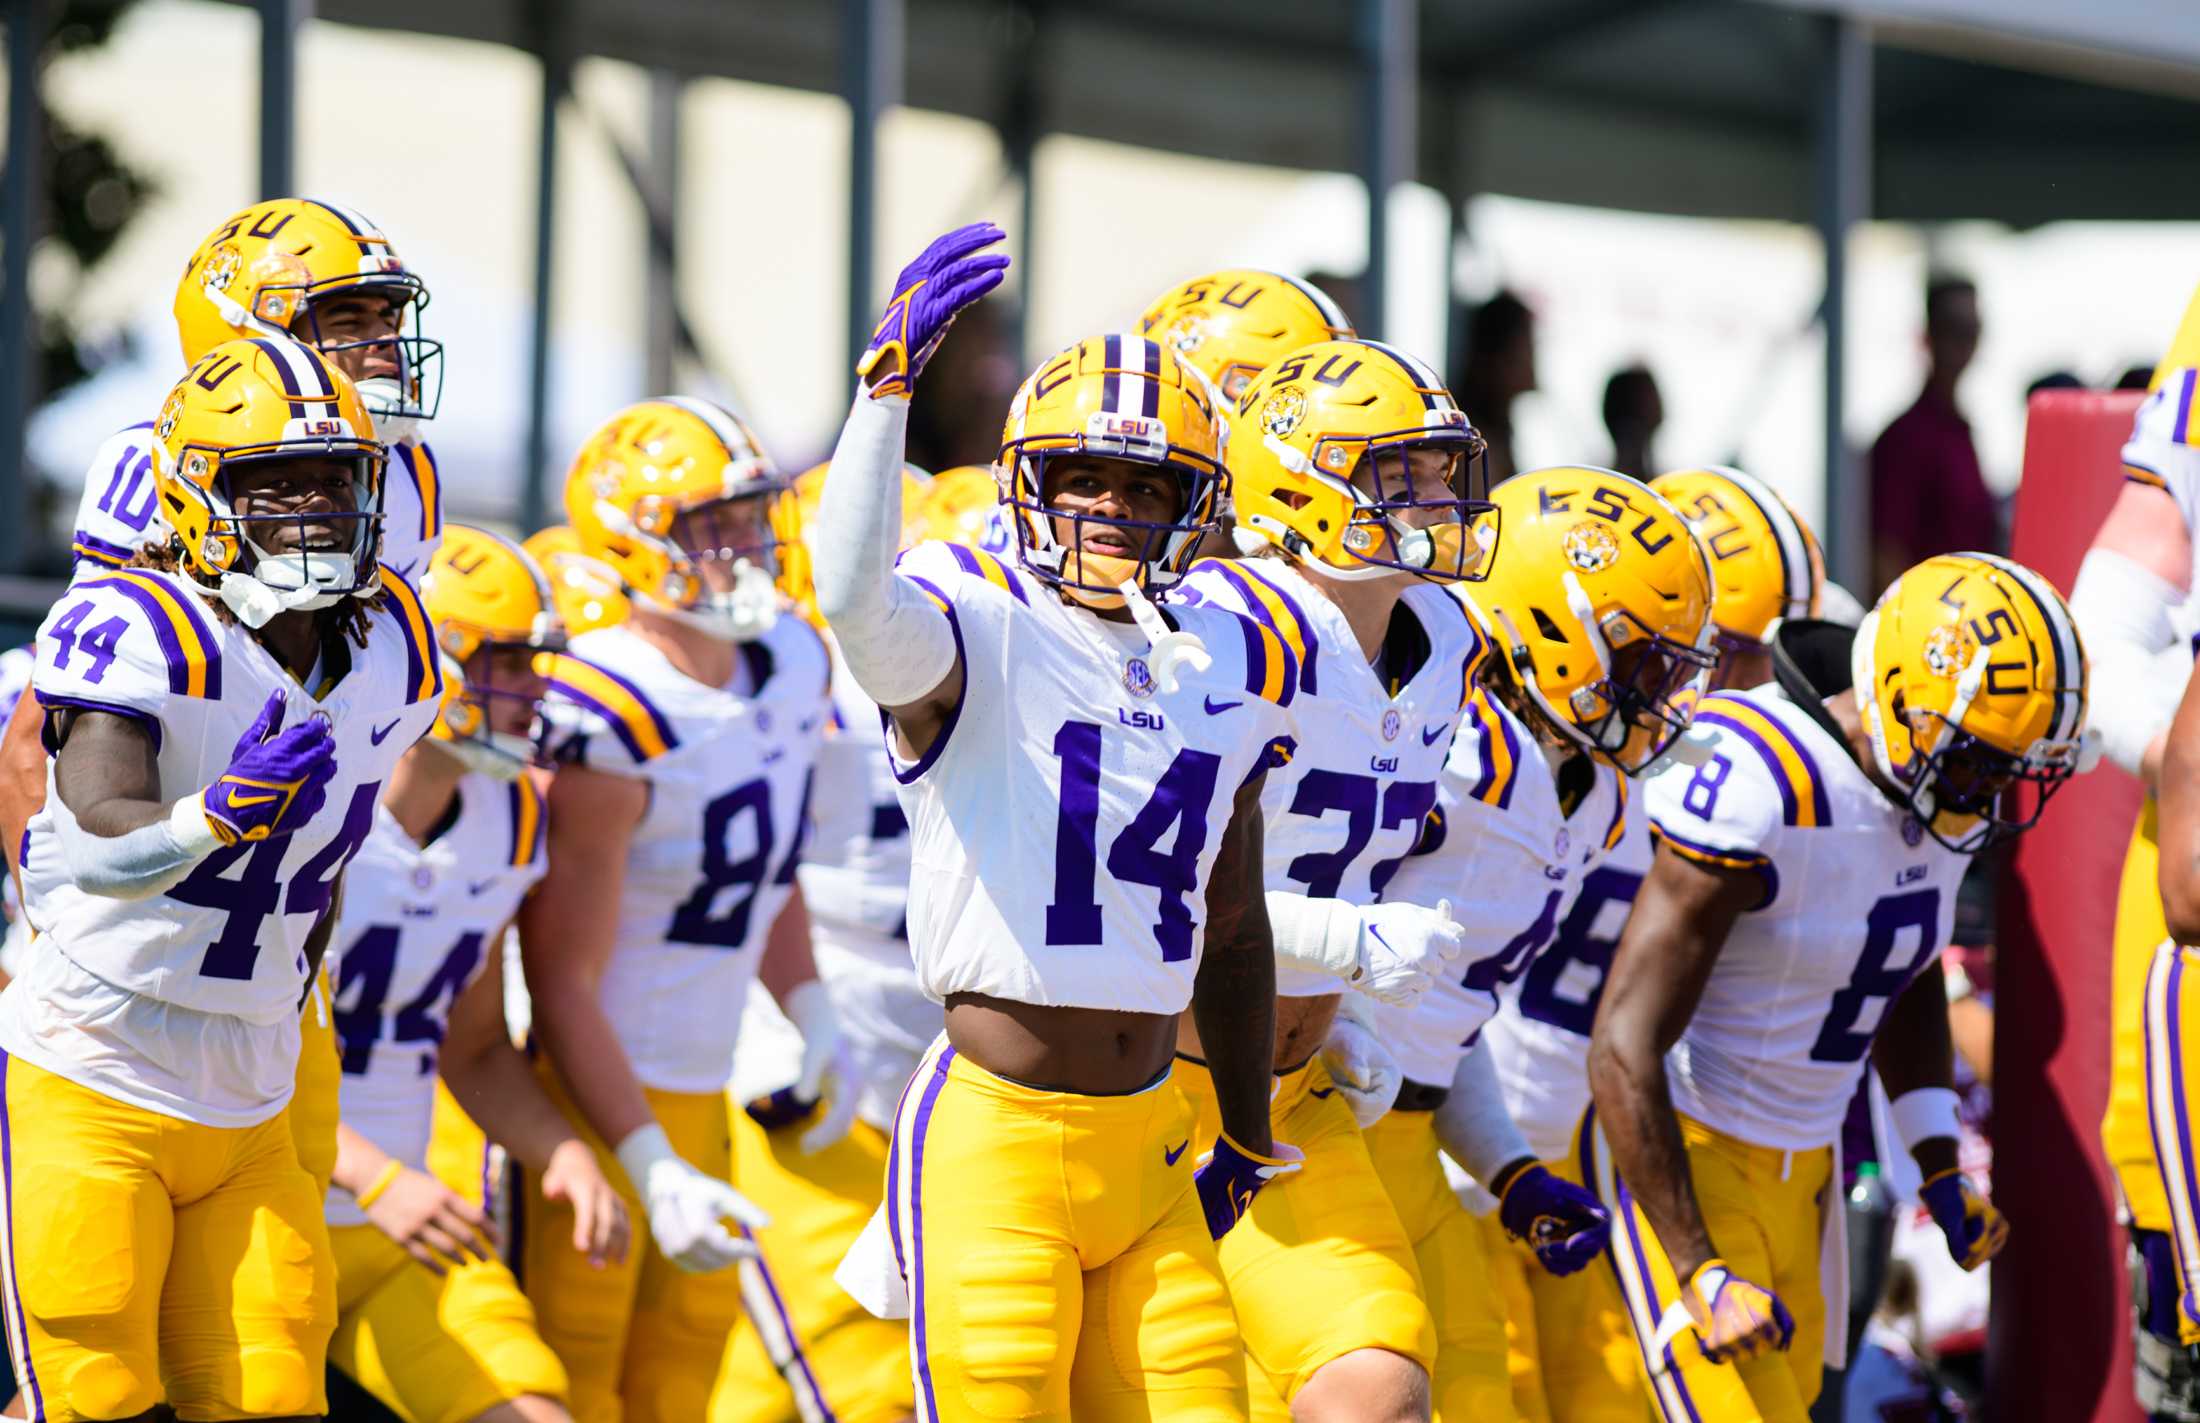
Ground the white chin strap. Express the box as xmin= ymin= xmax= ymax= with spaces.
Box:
xmin=427 ymin=730 xmax=532 ymax=782
xmin=217 ymin=546 xmax=365 ymax=627
xmin=650 ymin=559 xmax=781 ymax=643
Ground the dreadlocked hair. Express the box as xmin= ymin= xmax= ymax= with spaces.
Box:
xmin=128 ymin=537 xmax=381 ymax=648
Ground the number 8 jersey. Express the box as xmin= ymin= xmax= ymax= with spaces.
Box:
xmin=541 ymin=617 xmax=829 ymax=1093
xmin=1640 ymin=685 xmax=1967 ymax=1151
xmin=7 ymin=565 xmax=443 ymax=1125
xmin=889 ymin=542 xmax=1299 ymax=1013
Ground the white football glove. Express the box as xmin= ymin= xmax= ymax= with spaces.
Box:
xmin=784 ymin=980 xmax=865 ymax=1153
xmin=614 ymin=1122 xmax=769 ymax=1273
xmin=1320 ymin=999 xmax=1402 ymax=1128
xmin=1266 ymin=894 xmax=1466 ymax=1008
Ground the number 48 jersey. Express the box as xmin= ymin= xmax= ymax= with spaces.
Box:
xmin=7 ymin=565 xmax=443 ymax=1125
xmin=1641 ymin=685 xmax=1968 ymax=1151
xmin=326 ymin=773 xmax=547 ymax=1227
xmin=541 ymin=617 xmax=829 ymax=1094
xmin=889 ymin=542 xmax=1300 ymax=1014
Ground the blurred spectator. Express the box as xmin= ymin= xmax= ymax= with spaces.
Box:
xmin=1602 ymin=364 xmax=1663 ymax=478
xmin=904 ymin=300 xmax=1023 ymax=474
xmin=2026 ymin=371 xmax=2083 ymax=399
xmin=1454 ymin=290 xmax=1536 ymax=484
xmin=1869 ymin=275 xmax=1997 ymax=594
xmin=2117 ymin=364 xmax=2157 ymax=391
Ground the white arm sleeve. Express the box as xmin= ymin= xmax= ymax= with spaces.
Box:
xmin=2069 ymin=548 xmax=2190 ymax=777
xmin=51 ymin=794 xmax=223 ymax=900
xmin=1263 ymin=891 xmax=1360 ymax=979
xmin=1434 ymin=1037 xmax=1536 ymax=1185
xmin=812 ymin=393 xmax=960 ymax=709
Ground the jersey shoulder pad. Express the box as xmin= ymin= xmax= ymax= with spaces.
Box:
xmin=1450 ymin=688 xmax=1527 ymax=811
xmin=895 ymin=539 xmax=1033 ymax=609
xmin=544 ymin=641 xmax=681 ymax=769
xmin=392 ymin=438 xmax=445 ymax=548
xmin=1645 ymin=690 xmax=1825 ymax=905
xmin=71 ymin=424 xmax=161 ymax=572
xmin=36 ymin=570 xmax=226 ymax=731
xmin=2122 ymin=368 xmax=2200 ymax=497
xmin=369 ymin=564 xmax=446 ymax=707
xmin=1180 ymin=557 xmax=1324 ymax=697
xmin=1172 ymin=600 xmax=1300 ymax=709
xmin=1404 ymin=582 xmax=1493 ymax=710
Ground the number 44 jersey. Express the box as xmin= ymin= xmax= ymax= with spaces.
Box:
xmin=888 ymin=542 xmax=1299 ymax=1013
xmin=7 ymin=565 xmax=443 ymax=1126
xmin=542 ymin=617 xmax=829 ymax=1094
xmin=1641 ymin=686 xmax=1968 ymax=1152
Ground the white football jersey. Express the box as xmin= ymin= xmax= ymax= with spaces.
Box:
xmin=1485 ymin=814 xmax=1650 ymax=1162
xmin=1373 ymin=687 xmax=1630 ymax=1090
xmin=1643 ymin=686 xmax=1969 ymax=1151
xmin=542 ymin=617 xmax=829 ymax=1094
xmin=71 ymin=422 xmax=444 ymax=584
xmin=6 ymin=565 xmax=443 ymax=1124
xmin=1176 ymin=558 xmax=1486 ymax=998
xmin=327 ymin=773 xmax=546 ymax=1227
xmin=795 ymin=641 xmax=938 ymax=1062
xmin=889 ymin=541 xmax=1300 ymax=1014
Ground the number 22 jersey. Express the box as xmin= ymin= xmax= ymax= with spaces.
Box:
xmin=888 ymin=542 xmax=1300 ymax=1014
xmin=1641 ymin=686 xmax=1968 ymax=1151
xmin=6 ymin=565 xmax=443 ymax=1125
xmin=542 ymin=617 xmax=829 ymax=1094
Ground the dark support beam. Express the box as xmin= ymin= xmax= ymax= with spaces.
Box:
xmin=1815 ymin=14 xmax=1872 ymax=594
xmin=999 ymin=2 xmax=1039 ymax=373
xmin=1360 ymin=0 xmax=1415 ymax=341
xmin=257 ymin=0 xmax=308 ymax=198
xmin=522 ymin=3 xmax=569 ymax=535
xmin=1 ymin=0 xmax=44 ymax=576
xmin=644 ymin=69 xmax=681 ymax=394
xmin=843 ymin=0 xmax=904 ymax=383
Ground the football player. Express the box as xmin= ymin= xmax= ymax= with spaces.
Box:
xmin=713 ymin=458 xmax=933 ymax=1423
xmin=814 ymin=224 xmax=1297 ymax=1421
xmin=517 ymin=397 xmax=846 ymax=1423
xmin=1465 ymin=465 xmax=1825 ymax=1422
xmin=2069 ymin=283 xmax=2200 ymax=1409
xmin=1369 ymin=467 xmax=1712 ymax=1421
xmin=0 ymin=337 xmax=441 ymax=1419
xmin=322 ymin=525 xmax=633 ymax=1423
xmin=1167 ymin=339 xmax=1493 ymax=1422
xmin=1586 ymin=552 xmax=2087 ymax=1421
xmin=1138 ymin=269 xmax=1354 ymax=404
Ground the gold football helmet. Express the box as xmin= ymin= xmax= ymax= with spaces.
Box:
xmin=906 ymin=465 xmax=1011 ymax=551
xmin=423 ymin=525 xmax=565 ymax=779
xmin=1230 ymin=339 xmax=1493 ymax=583
xmin=173 ymin=198 xmax=441 ymax=435
xmin=566 ymin=397 xmax=790 ymax=642
xmin=1137 ymin=270 xmax=1354 ymax=401
xmin=522 ymin=525 xmax=629 ymax=635
xmin=1650 ymin=466 xmax=1823 ymax=653
xmin=1854 ymin=551 xmax=2091 ymax=850
xmin=1471 ymin=467 xmax=1715 ymax=772
xmin=151 ymin=336 xmax=386 ymax=627
xmin=998 ymin=333 xmax=1227 ymax=605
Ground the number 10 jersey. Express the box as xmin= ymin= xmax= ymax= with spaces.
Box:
xmin=888 ymin=542 xmax=1300 ymax=1016
xmin=1640 ymin=686 xmax=1968 ymax=1151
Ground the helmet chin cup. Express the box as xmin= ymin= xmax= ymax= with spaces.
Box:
xmin=652 ymin=559 xmax=781 ymax=642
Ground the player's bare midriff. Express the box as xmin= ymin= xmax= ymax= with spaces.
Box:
xmin=945 ymin=993 xmax=1179 ymax=1094
xmin=1174 ymin=990 xmax=1338 ymax=1075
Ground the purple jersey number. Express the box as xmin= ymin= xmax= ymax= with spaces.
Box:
xmin=46 ymin=602 xmax=128 ymax=685
xmin=172 ymin=781 xmax=379 ymax=980
xmin=333 ymin=926 xmax=487 ymax=1076
xmin=667 ymin=770 xmax=811 ymax=949
xmin=1045 ymin=719 xmax=1223 ymax=963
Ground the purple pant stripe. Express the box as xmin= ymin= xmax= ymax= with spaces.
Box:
xmin=907 ymin=1047 xmax=955 ymax=1423
xmin=1583 ymin=1106 xmax=1704 ymax=1423
xmin=0 ymin=1052 xmax=45 ymax=1422
xmin=743 ymin=1229 xmax=839 ymax=1423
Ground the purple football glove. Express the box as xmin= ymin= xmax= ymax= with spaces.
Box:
xmin=1497 ymin=1163 xmax=1611 ymax=1276
xmin=856 ymin=222 xmax=1009 ymax=399
xmin=1192 ymin=1134 xmax=1303 ymax=1240
xmin=1919 ymin=1167 xmax=2009 ymax=1272
xmin=199 ymin=690 xmax=337 ymax=845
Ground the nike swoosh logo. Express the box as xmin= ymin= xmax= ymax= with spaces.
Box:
xmin=370 ymin=719 xmax=401 ymax=745
xmin=1368 ymin=925 xmax=1395 ymax=955
xmin=1309 ymin=1086 xmax=1337 ymax=1099
xmin=227 ymin=789 xmax=278 ymax=809
xmin=1422 ymin=725 xmax=1446 ymax=746
xmin=468 ymin=878 xmax=499 ymax=896
xmin=392 ymin=560 xmax=417 ymax=580
xmin=1164 ymin=1140 xmax=1190 ymax=1166
xmin=1204 ymin=697 xmax=1242 ymax=715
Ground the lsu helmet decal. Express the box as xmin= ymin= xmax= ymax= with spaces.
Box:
xmin=1650 ymin=466 xmax=1824 ymax=653
xmin=1137 ymin=270 xmax=1354 ymax=402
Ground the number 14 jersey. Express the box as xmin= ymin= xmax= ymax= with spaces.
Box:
xmin=888 ymin=542 xmax=1299 ymax=1015
xmin=1641 ymin=686 xmax=1968 ymax=1151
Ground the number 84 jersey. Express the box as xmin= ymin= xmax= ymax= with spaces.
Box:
xmin=1641 ymin=685 xmax=1967 ymax=1152
xmin=9 ymin=565 xmax=442 ymax=1125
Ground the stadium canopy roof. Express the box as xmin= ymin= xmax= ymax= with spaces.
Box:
xmin=286 ymin=0 xmax=2200 ymax=227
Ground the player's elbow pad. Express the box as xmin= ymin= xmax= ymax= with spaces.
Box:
xmin=1435 ymin=1038 xmax=1537 ymax=1188
xmin=2070 ymin=549 xmax=2189 ymax=776
xmin=53 ymin=796 xmax=220 ymax=899
xmin=1264 ymin=892 xmax=1362 ymax=979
